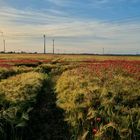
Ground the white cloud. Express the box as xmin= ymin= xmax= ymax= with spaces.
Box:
xmin=0 ymin=6 xmax=140 ymax=54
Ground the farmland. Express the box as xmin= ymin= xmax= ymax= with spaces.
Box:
xmin=0 ymin=54 xmax=140 ymax=140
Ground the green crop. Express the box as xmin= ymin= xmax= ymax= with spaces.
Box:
xmin=56 ymin=67 xmax=140 ymax=140
xmin=0 ymin=72 xmax=47 ymax=140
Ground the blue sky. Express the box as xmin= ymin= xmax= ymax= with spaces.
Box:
xmin=0 ymin=0 xmax=140 ymax=54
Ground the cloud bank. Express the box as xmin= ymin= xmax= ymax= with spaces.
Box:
xmin=0 ymin=0 xmax=140 ymax=54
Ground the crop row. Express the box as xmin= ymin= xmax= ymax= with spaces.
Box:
xmin=0 ymin=58 xmax=139 ymax=139
xmin=0 ymin=72 xmax=47 ymax=140
xmin=56 ymin=64 xmax=140 ymax=140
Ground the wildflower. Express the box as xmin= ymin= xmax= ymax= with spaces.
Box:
xmin=96 ymin=117 xmax=101 ymax=122
xmin=92 ymin=128 xmax=98 ymax=135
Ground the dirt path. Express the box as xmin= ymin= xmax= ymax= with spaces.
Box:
xmin=24 ymin=76 xmax=70 ymax=140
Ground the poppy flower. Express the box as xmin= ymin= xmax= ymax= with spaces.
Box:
xmin=96 ymin=117 xmax=101 ymax=122
xmin=92 ymin=128 xmax=98 ymax=135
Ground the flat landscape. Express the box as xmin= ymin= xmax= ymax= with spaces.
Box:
xmin=0 ymin=54 xmax=139 ymax=140
xmin=1 ymin=0 xmax=140 ymax=139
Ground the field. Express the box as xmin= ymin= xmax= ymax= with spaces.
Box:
xmin=0 ymin=54 xmax=140 ymax=140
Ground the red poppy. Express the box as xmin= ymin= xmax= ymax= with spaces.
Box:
xmin=92 ymin=128 xmax=98 ymax=134
xmin=96 ymin=117 xmax=101 ymax=122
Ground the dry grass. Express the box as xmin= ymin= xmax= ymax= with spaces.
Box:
xmin=0 ymin=54 xmax=139 ymax=61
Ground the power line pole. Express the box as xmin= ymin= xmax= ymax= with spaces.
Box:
xmin=43 ymin=34 xmax=46 ymax=54
xmin=3 ymin=39 xmax=5 ymax=53
xmin=53 ymin=39 xmax=54 ymax=54
xmin=0 ymin=31 xmax=5 ymax=53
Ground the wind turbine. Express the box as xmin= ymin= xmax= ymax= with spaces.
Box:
xmin=0 ymin=31 xmax=5 ymax=53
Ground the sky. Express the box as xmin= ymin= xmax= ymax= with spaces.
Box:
xmin=0 ymin=0 xmax=140 ymax=54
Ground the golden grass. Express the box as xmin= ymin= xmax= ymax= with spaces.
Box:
xmin=0 ymin=53 xmax=140 ymax=61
